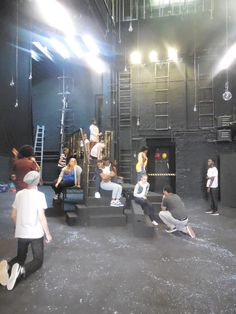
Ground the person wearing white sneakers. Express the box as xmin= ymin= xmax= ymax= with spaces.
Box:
xmin=0 ymin=171 xmax=52 ymax=291
xmin=133 ymin=174 xmax=158 ymax=226
xmin=99 ymin=160 xmax=124 ymax=207
xmin=205 ymin=158 xmax=219 ymax=216
xmin=159 ymin=185 xmax=195 ymax=238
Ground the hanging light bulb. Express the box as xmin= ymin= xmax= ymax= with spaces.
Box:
xmin=222 ymin=81 xmax=232 ymax=101
xmin=193 ymin=104 xmax=197 ymax=112
xmin=124 ymin=65 xmax=127 ymax=72
xmin=137 ymin=116 xmax=140 ymax=126
xmin=10 ymin=76 xmax=15 ymax=87
xmin=128 ymin=22 xmax=133 ymax=32
xmin=29 ymin=73 xmax=32 ymax=80
xmin=15 ymin=99 xmax=19 ymax=108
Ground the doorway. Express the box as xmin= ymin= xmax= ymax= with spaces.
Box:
xmin=146 ymin=138 xmax=176 ymax=193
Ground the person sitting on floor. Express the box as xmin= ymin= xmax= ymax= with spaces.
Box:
xmin=133 ymin=174 xmax=158 ymax=226
xmin=99 ymin=160 xmax=124 ymax=207
xmin=52 ymin=157 xmax=82 ymax=200
xmin=159 ymin=185 xmax=195 ymax=238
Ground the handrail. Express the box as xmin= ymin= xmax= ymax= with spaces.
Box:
xmin=79 ymin=128 xmax=89 ymax=205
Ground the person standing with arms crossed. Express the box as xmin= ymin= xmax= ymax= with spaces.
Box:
xmin=205 ymin=158 xmax=219 ymax=215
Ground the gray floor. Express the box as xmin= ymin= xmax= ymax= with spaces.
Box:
xmin=0 ymin=187 xmax=236 ymax=314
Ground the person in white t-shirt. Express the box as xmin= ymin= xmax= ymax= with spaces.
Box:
xmin=89 ymin=118 xmax=100 ymax=150
xmin=90 ymin=141 xmax=105 ymax=160
xmin=0 ymin=171 xmax=52 ymax=291
xmin=206 ymin=158 xmax=219 ymax=215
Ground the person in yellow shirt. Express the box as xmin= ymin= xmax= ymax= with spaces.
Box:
xmin=135 ymin=146 xmax=148 ymax=182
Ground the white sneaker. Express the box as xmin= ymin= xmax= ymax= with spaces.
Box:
xmin=53 ymin=195 xmax=59 ymax=200
xmin=7 ymin=263 xmax=22 ymax=290
xmin=95 ymin=192 xmax=101 ymax=199
xmin=115 ymin=200 xmax=124 ymax=207
xmin=0 ymin=260 xmax=9 ymax=286
xmin=110 ymin=200 xmax=117 ymax=207
xmin=152 ymin=220 xmax=158 ymax=226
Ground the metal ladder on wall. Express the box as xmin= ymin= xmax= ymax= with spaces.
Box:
xmin=118 ymin=70 xmax=132 ymax=183
xmin=155 ymin=62 xmax=170 ymax=130
xmin=197 ymin=57 xmax=215 ymax=128
xmin=34 ymin=125 xmax=45 ymax=177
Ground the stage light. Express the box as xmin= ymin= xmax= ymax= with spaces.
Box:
xmin=217 ymin=43 xmax=236 ymax=71
xmin=168 ymin=47 xmax=178 ymax=62
xmin=33 ymin=41 xmax=53 ymax=61
xmin=82 ymin=34 xmax=100 ymax=55
xmin=35 ymin=0 xmax=76 ymax=36
xmin=31 ymin=50 xmax=40 ymax=62
xmin=50 ymin=38 xmax=70 ymax=59
xmin=65 ymin=37 xmax=83 ymax=59
xmin=162 ymin=152 xmax=168 ymax=159
xmin=149 ymin=50 xmax=158 ymax=63
xmin=85 ymin=53 xmax=106 ymax=74
xmin=130 ymin=51 xmax=142 ymax=64
xmin=155 ymin=152 xmax=161 ymax=159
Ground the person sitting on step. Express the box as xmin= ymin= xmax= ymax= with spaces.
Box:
xmin=94 ymin=160 xmax=103 ymax=199
xmin=133 ymin=174 xmax=158 ymax=226
xmin=99 ymin=160 xmax=124 ymax=207
xmin=52 ymin=157 xmax=82 ymax=200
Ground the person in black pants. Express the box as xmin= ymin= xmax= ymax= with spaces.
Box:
xmin=206 ymin=158 xmax=219 ymax=216
xmin=133 ymin=174 xmax=158 ymax=226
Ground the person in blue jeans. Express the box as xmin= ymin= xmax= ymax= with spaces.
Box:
xmin=52 ymin=157 xmax=82 ymax=200
xmin=0 ymin=171 xmax=52 ymax=291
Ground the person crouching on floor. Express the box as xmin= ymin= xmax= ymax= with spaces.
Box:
xmin=52 ymin=157 xmax=82 ymax=200
xmin=99 ymin=160 xmax=124 ymax=207
xmin=159 ymin=185 xmax=195 ymax=238
xmin=133 ymin=174 xmax=158 ymax=226
xmin=0 ymin=171 xmax=52 ymax=291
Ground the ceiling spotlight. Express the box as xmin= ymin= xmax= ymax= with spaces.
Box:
xmin=130 ymin=51 xmax=142 ymax=64
xmin=149 ymin=50 xmax=158 ymax=63
xmin=168 ymin=47 xmax=178 ymax=62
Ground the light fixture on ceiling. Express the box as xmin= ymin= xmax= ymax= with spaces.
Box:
xmin=222 ymin=0 xmax=232 ymax=101
xmin=223 ymin=81 xmax=232 ymax=101
xmin=129 ymin=0 xmax=133 ymax=32
xmin=130 ymin=51 xmax=142 ymax=64
xmin=128 ymin=22 xmax=133 ymax=32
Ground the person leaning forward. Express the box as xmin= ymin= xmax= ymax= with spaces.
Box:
xmin=159 ymin=185 xmax=196 ymax=238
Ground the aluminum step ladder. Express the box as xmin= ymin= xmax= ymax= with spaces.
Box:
xmin=34 ymin=125 xmax=45 ymax=178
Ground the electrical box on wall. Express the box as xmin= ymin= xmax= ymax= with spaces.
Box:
xmin=217 ymin=129 xmax=232 ymax=142
xmin=216 ymin=115 xmax=232 ymax=128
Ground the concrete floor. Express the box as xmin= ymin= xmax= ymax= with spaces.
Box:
xmin=0 ymin=187 xmax=236 ymax=314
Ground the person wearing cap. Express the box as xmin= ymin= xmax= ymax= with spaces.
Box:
xmin=0 ymin=171 xmax=52 ymax=291
xmin=12 ymin=145 xmax=40 ymax=191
